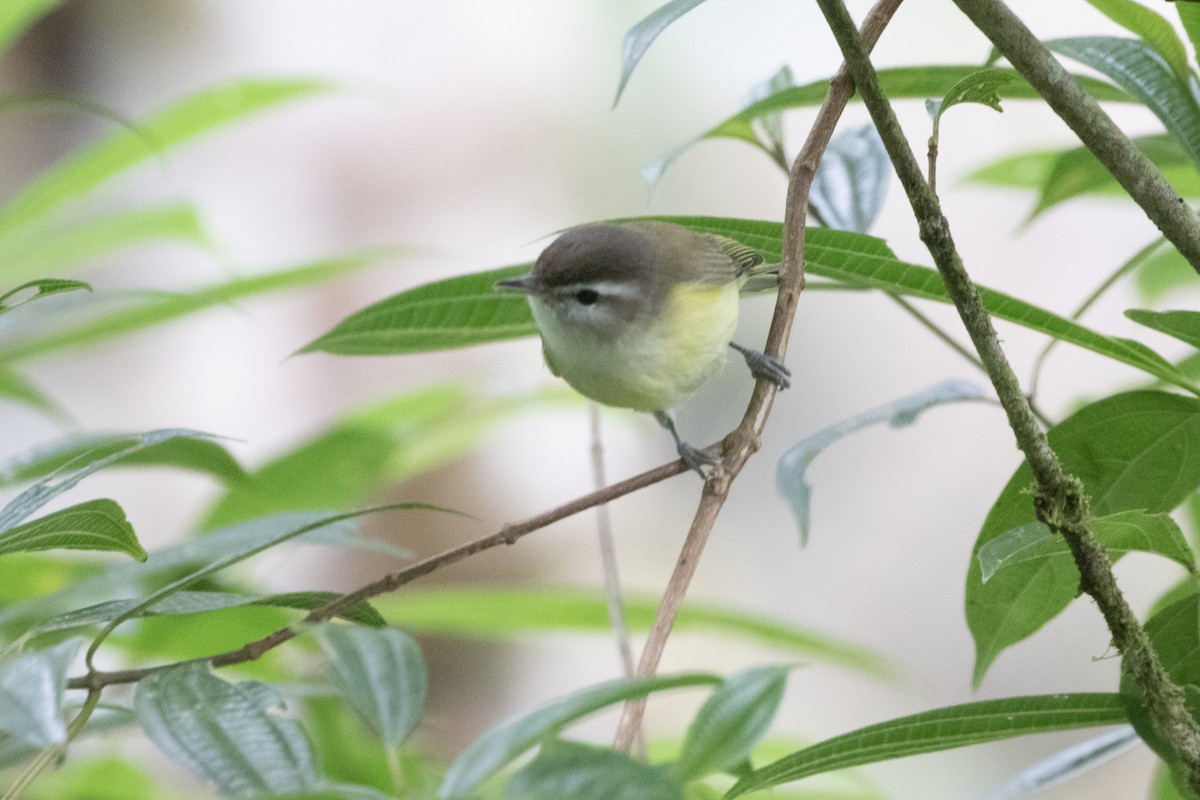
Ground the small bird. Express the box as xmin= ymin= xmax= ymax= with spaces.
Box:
xmin=495 ymin=220 xmax=790 ymax=473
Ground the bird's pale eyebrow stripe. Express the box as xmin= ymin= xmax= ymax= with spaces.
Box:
xmin=553 ymin=280 xmax=642 ymax=302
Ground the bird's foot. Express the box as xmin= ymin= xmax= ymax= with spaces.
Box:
xmin=730 ymin=342 xmax=790 ymax=389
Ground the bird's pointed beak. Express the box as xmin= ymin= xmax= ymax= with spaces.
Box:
xmin=494 ymin=273 xmax=538 ymax=294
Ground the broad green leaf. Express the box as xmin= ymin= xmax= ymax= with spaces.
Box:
xmin=678 ymin=666 xmax=790 ymax=781
xmin=1127 ymin=309 xmax=1200 ymax=350
xmin=316 ymin=625 xmax=426 ymax=745
xmin=1137 ymin=246 xmax=1196 ymax=302
xmin=0 ymin=498 xmax=145 ymax=560
xmin=0 ymin=0 xmax=60 ymax=54
xmin=0 ymin=428 xmax=214 ymax=533
xmin=968 ymin=391 xmax=1200 ymax=685
xmin=0 ymin=250 xmax=392 ymax=361
xmin=0 ymin=278 xmax=90 ymax=312
xmin=1119 ymin=591 xmax=1200 ymax=790
xmin=613 ymin=0 xmax=709 ymax=106
xmin=504 ymin=740 xmax=686 ymax=800
xmin=1179 ymin=3 xmax=1200 ymax=72
xmin=0 ymin=364 xmax=60 ymax=417
xmin=0 ymin=639 xmax=79 ymax=755
xmin=20 ymin=754 xmax=163 ymax=800
xmin=973 ymin=726 xmax=1139 ymax=800
xmin=1047 ymin=37 xmax=1200 ymax=169
xmin=201 ymin=384 xmax=519 ymax=529
xmin=30 ymin=590 xmax=384 ymax=637
xmin=0 ymin=204 xmax=209 ymax=283
xmin=724 ymin=694 xmax=1128 ymax=798
xmin=0 ymin=431 xmax=245 ymax=487
xmin=299 ymin=264 xmax=535 ymax=355
xmin=0 ymin=79 xmax=327 ymax=237
xmin=134 ymin=664 xmax=320 ymax=797
xmin=808 ymin=125 xmax=889 ymax=234
xmin=1084 ymin=0 xmax=1191 ymax=80
xmin=438 ymin=672 xmax=721 ymax=799
xmin=777 ymin=379 xmax=985 ymax=544
xmin=926 ymin=67 xmax=1019 ymax=120
xmin=374 ymin=586 xmax=891 ymax=678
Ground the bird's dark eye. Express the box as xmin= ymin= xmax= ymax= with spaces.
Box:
xmin=575 ymin=288 xmax=600 ymax=306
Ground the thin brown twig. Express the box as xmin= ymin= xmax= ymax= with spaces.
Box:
xmin=611 ymin=0 xmax=908 ymax=751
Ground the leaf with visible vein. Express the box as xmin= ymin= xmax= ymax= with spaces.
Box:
xmin=1083 ymin=0 xmax=1190 ymax=80
xmin=1126 ymin=309 xmax=1200 ymax=350
xmin=0 ymin=498 xmax=145 ymax=560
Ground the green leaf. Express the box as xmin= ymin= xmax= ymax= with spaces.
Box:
xmin=0 ymin=204 xmax=210 ymax=283
xmin=927 ymin=67 xmax=1019 ymax=120
xmin=0 ymin=250 xmax=391 ymax=361
xmin=374 ymin=586 xmax=891 ymax=678
xmin=1083 ymin=0 xmax=1190 ymax=80
xmin=808 ymin=126 xmax=889 ymax=234
xmin=504 ymin=740 xmax=686 ymax=800
xmin=678 ymin=666 xmax=790 ymax=781
xmin=21 ymin=755 xmax=163 ymax=800
xmin=0 ymin=79 xmax=327 ymax=237
xmin=1046 ymin=37 xmax=1200 ymax=169
xmin=438 ymin=672 xmax=721 ymax=799
xmin=0 ymin=639 xmax=80 ymax=755
xmin=134 ymin=663 xmax=320 ymax=797
xmin=1178 ymin=2 xmax=1200 ymax=73
xmin=0 ymin=498 xmax=145 ymax=560
xmin=724 ymin=694 xmax=1128 ymax=798
xmin=967 ymin=391 xmax=1200 ymax=685
xmin=316 ymin=625 xmax=426 ymax=746
xmin=978 ymin=510 xmax=1195 ymax=583
xmin=1137 ymin=245 xmax=1196 ymax=302
xmin=1119 ymin=590 xmax=1200 ymax=789
xmin=777 ymin=379 xmax=985 ymax=544
xmin=1127 ymin=309 xmax=1200 ymax=350
xmin=0 ymin=278 xmax=90 ymax=313
xmin=0 ymin=0 xmax=60 ymax=54
xmin=0 ymin=431 xmax=245 ymax=487
xmin=0 ymin=364 xmax=61 ymax=417
xmin=613 ymin=0 xmax=710 ymax=106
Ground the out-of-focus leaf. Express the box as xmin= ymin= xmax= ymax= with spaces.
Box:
xmin=0 ymin=79 xmax=328 ymax=237
xmin=744 ymin=65 xmax=794 ymax=160
xmin=1046 ymin=38 xmax=1200 ymax=169
xmin=1136 ymin=246 xmax=1195 ymax=302
xmin=1178 ymin=2 xmax=1200 ymax=72
xmin=724 ymin=694 xmax=1128 ymax=798
xmin=0 ymin=364 xmax=60 ymax=417
xmin=0 ymin=639 xmax=80 ymax=756
xmin=438 ymin=673 xmax=721 ymax=799
xmin=0 ymin=279 xmax=90 ymax=313
xmin=0 ymin=498 xmax=145 ymax=560
xmin=316 ymin=625 xmax=426 ymax=745
xmin=967 ymin=391 xmax=1200 ymax=685
xmin=1151 ymin=760 xmax=1193 ymax=800
xmin=0 ymin=0 xmax=60 ymax=54
xmin=504 ymin=740 xmax=685 ymax=800
xmin=1126 ymin=309 xmax=1200 ymax=350
xmin=0 ymin=250 xmax=393 ymax=361
xmin=613 ymin=0 xmax=710 ymax=106
xmin=777 ymin=379 xmax=985 ymax=544
xmin=21 ymin=754 xmax=162 ymax=800
xmin=808 ymin=125 xmax=889 ymax=233
xmin=1083 ymin=0 xmax=1190 ymax=80
xmin=134 ymin=664 xmax=320 ymax=797
xmin=375 ymin=586 xmax=891 ymax=678
xmin=678 ymin=666 xmax=790 ymax=780
xmin=926 ymin=67 xmax=1018 ymax=120
xmin=971 ymin=726 xmax=1140 ymax=800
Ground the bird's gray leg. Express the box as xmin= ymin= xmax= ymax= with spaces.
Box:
xmin=730 ymin=342 xmax=790 ymax=389
xmin=653 ymin=410 xmax=717 ymax=476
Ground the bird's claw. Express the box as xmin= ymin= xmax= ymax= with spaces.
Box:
xmin=731 ymin=342 xmax=791 ymax=390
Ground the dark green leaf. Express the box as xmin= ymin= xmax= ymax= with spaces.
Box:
xmin=967 ymin=391 xmax=1200 ymax=685
xmin=504 ymin=740 xmax=685 ymax=800
xmin=0 ymin=278 xmax=90 ymax=312
xmin=316 ymin=625 xmax=426 ymax=745
xmin=0 ymin=0 xmax=60 ymax=54
xmin=0 ymin=639 xmax=80 ymax=755
xmin=0 ymin=498 xmax=144 ymax=560
xmin=438 ymin=672 xmax=721 ymax=799
xmin=134 ymin=664 xmax=320 ymax=797
xmin=1127 ymin=309 xmax=1200 ymax=350
xmin=0 ymin=79 xmax=327 ymax=237
xmin=1046 ymin=37 xmax=1200 ymax=169
xmin=678 ymin=666 xmax=790 ymax=780
xmin=777 ymin=379 xmax=985 ymax=544
xmin=375 ymin=586 xmax=891 ymax=678
xmin=613 ymin=0 xmax=709 ymax=106
xmin=927 ymin=67 xmax=1019 ymax=120
xmin=808 ymin=126 xmax=889 ymax=233
xmin=724 ymin=694 xmax=1128 ymax=798
xmin=1083 ymin=0 xmax=1190 ymax=80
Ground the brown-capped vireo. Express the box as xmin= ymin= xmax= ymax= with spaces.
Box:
xmin=495 ymin=220 xmax=790 ymax=473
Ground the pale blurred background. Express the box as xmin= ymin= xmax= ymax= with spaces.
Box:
xmin=1 ymin=1 xmax=1194 ymax=797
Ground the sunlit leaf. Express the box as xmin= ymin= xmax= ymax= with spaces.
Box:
xmin=724 ymin=694 xmax=1128 ymax=798
xmin=678 ymin=666 xmax=790 ymax=781
xmin=504 ymin=740 xmax=685 ymax=800
xmin=317 ymin=625 xmax=426 ymax=746
xmin=1082 ymin=0 xmax=1190 ymax=80
xmin=0 ymin=498 xmax=145 ymax=560
xmin=613 ymin=0 xmax=710 ymax=106
xmin=926 ymin=67 xmax=1018 ymax=120
xmin=808 ymin=126 xmax=890 ymax=233
xmin=0 ymin=639 xmax=80 ymax=756
xmin=1126 ymin=309 xmax=1200 ymax=350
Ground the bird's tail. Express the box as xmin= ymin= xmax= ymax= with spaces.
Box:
xmin=739 ymin=261 xmax=781 ymax=294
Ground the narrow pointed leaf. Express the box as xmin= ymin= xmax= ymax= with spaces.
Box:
xmin=678 ymin=666 xmax=790 ymax=781
xmin=724 ymin=694 xmax=1128 ymax=798
xmin=0 ymin=498 xmax=144 ymax=560
xmin=0 ymin=0 xmax=60 ymax=54
xmin=1126 ymin=309 xmax=1200 ymax=350
xmin=809 ymin=126 xmax=890 ymax=233
xmin=134 ymin=664 xmax=320 ymax=797
xmin=504 ymin=740 xmax=685 ymax=800
xmin=1084 ymin=0 xmax=1190 ymax=79
xmin=438 ymin=672 xmax=721 ymax=799
xmin=316 ymin=625 xmax=426 ymax=745
xmin=614 ymin=0 xmax=709 ymax=106
xmin=0 ymin=79 xmax=327 ymax=237
xmin=0 ymin=279 xmax=90 ymax=312
xmin=0 ymin=639 xmax=80 ymax=754
xmin=0 ymin=365 xmax=59 ymax=416
xmin=968 ymin=391 xmax=1200 ymax=685
xmin=1178 ymin=3 xmax=1200 ymax=71
xmin=1137 ymin=246 xmax=1196 ymax=302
